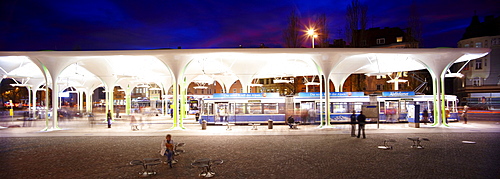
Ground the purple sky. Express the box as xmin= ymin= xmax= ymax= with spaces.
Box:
xmin=0 ymin=0 xmax=498 ymax=50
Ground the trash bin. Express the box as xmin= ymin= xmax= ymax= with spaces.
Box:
xmin=201 ymin=120 xmax=207 ymax=130
xmin=268 ymin=119 xmax=273 ymax=129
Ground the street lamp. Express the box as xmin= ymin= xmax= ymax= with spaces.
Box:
xmin=307 ymin=29 xmax=318 ymax=48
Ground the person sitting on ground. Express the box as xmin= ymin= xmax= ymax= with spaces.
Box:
xmin=287 ymin=115 xmax=295 ymax=129
xmin=160 ymin=134 xmax=175 ymax=168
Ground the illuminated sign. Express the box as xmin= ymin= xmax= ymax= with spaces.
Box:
xmin=298 ymin=92 xmax=365 ymax=97
xmin=382 ymin=91 xmax=415 ymax=97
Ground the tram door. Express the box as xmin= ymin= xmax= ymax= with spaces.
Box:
xmin=384 ymin=99 xmax=412 ymax=122
xmin=214 ymin=102 xmax=233 ymax=123
xmin=384 ymin=100 xmax=399 ymax=122
xmin=285 ymin=96 xmax=294 ymax=121
xmin=300 ymin=101 xmax=317 ymax=124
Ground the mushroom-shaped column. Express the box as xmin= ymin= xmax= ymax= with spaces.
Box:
xmin=33 ymin=56 xmax=80 ymax=131
xmin=156 ymin=54 xmax=191 ymax=130
xmin=310 ymin=53 xmax=343 ymax=127
xmin=411 ymin=48 xmax=490 ymax=126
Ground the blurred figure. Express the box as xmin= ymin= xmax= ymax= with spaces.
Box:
xmin=422 ymin=109 xmax=429 ymax=125
xmin=445 ymin=107 xmax=450 ymax=123
xmin=462 ymin=105 xmax=469 ymax=124
xmin=287 ymin=115 xmax=294 ymax=129
xmin=106 ymin=110 xmax=112 ymax=128
xmin=350 ymin=110 xmax=357 ymax=137
xmin=195 ymin=112 xmax=200 ymax=122
xmin=130 ymin=115 xmax=138 ymax=131
xmin=357 ymin=111 xmax=366 ymax=139
xmin=115 ymin=108 xmax=120 ymax=118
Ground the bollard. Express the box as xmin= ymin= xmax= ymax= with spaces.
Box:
xmin=268 ymin=119 xmax=273 ymax=129
xmin=201 ymin=120 xmax=207 ymax=130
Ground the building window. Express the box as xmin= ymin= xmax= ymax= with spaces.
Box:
xmin=475 ymin=59 xmax=482 ymax=69
xmin=376 ymin=38 xmax=385 ymax=44
xmin=362 ymin=40 xmax=367 ymax=46
xmin=464 ymin=44 xmax=470 ymax=48
xmin=240 ymin=88 xmax=243 ymax=93
xmin=475 ymin=42 xmax=482 ymax=48
xmin=376 ymin=84 xmax=383 ymax=91
xmin=233 ymin=88 xmax=236 ymax=93
xmin=472 ymin=78 xmax=481 ymax=86
xmin=396 ymin=37 xmax=403 ymax=42
xmin=485 ymin=59 xmax=487 ymax=66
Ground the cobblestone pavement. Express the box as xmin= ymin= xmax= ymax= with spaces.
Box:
xmin=0 ymin=131 xmax=499 ymax=178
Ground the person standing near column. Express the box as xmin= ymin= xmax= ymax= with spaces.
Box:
xmin=350 ymin=110 xmax=357 ymax=137
xmin=107 ymin=110 xmax=112 ymax=128
xmin=357 ymin=111 xmax=366 ymax=139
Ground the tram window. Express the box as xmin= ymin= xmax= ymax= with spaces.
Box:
xmin=263 ymin=103 xmax=278 ymax=114
xmin=400 ymin=101 xmax=408 ymax=113
xmin=248 ymin=103 xmax=262 ymax=114
xmin=447 ymin=101 xmax=457 ymax=112
xmin=203 ymin=103 xmax=213 ymax=115
xmin=278 ymin=103 xmax=286 ymax=113
xmin=235 ymin=103 xmax=246 ymax=114
xmin=332 ymin=102 xmax=348 ymax=113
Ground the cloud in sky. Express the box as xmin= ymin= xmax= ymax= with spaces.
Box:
xmin=0 ymin=0 xmax=498 ymax=50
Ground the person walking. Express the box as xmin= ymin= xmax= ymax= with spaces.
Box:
xmin=350 ymin=110 xmax=357 ymax=137
xmin=462 ymin=105 xmax=469 ymax=124
xmin=357 ymin=111 xmax=366 ymax=139
xmin=195 ymin=112 xmax=200 ymax=122
xmin=106 ymin=110 xmax=112 ymax=128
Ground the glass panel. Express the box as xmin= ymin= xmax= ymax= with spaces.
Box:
xmin=248 ymin=103 xmax=262 ymax=114
xmin=235 ymin=103 xmax=246 ymax=114
xmin=263 ymin=103 xmax=278 ymax=114
xmin=332 ymin=102 xmax=348 ymax=113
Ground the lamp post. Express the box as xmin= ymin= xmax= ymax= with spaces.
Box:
xmin=307 ymin=29 xmax=318 ymax=48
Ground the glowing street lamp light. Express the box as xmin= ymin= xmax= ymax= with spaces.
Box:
xmin=307 ymin=29 xmax=318 ymax=48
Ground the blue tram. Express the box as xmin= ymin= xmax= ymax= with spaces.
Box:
xmin=200 ymin=92 xmax=459 ymax=124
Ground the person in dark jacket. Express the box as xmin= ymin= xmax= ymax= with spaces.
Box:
xmin=350 ymin=110 xmax=357 ymax=137
xmin=107 ymin=110 xmax=112 ymax=128
xmin=357 ymin=111 xmax=366 ymax=139
xmin=287 ymin=115 xmax=295 ymax=129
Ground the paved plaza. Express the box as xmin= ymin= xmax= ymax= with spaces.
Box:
xmin=0 ymin=116 xmax=499 ymax=179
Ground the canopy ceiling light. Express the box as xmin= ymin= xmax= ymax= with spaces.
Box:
xmin=10 ymin=84 xmax=31 ymax=87
xmin=192 ymin=74 xmax=214 ymax=84
xmin=193 ymin=86 xmax=208 ymax=89
xmin=386 ymin=79 xmax=408 ymax=83
xmin=445 ymin=73 xmax=464 ymax=78
xmin=137 ymin=84 xmax=150 ymax=88
xmin=304 ymin=82 xmax=320 ymax=86
xmin=273 ymin=79 xmax=293 ymax=83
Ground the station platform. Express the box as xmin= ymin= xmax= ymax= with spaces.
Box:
xmin=1 ymin=114 xmax=499 ymax=137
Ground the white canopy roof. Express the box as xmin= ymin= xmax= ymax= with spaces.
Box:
xmin=0 ymin=48 xmax=490 ymax=92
